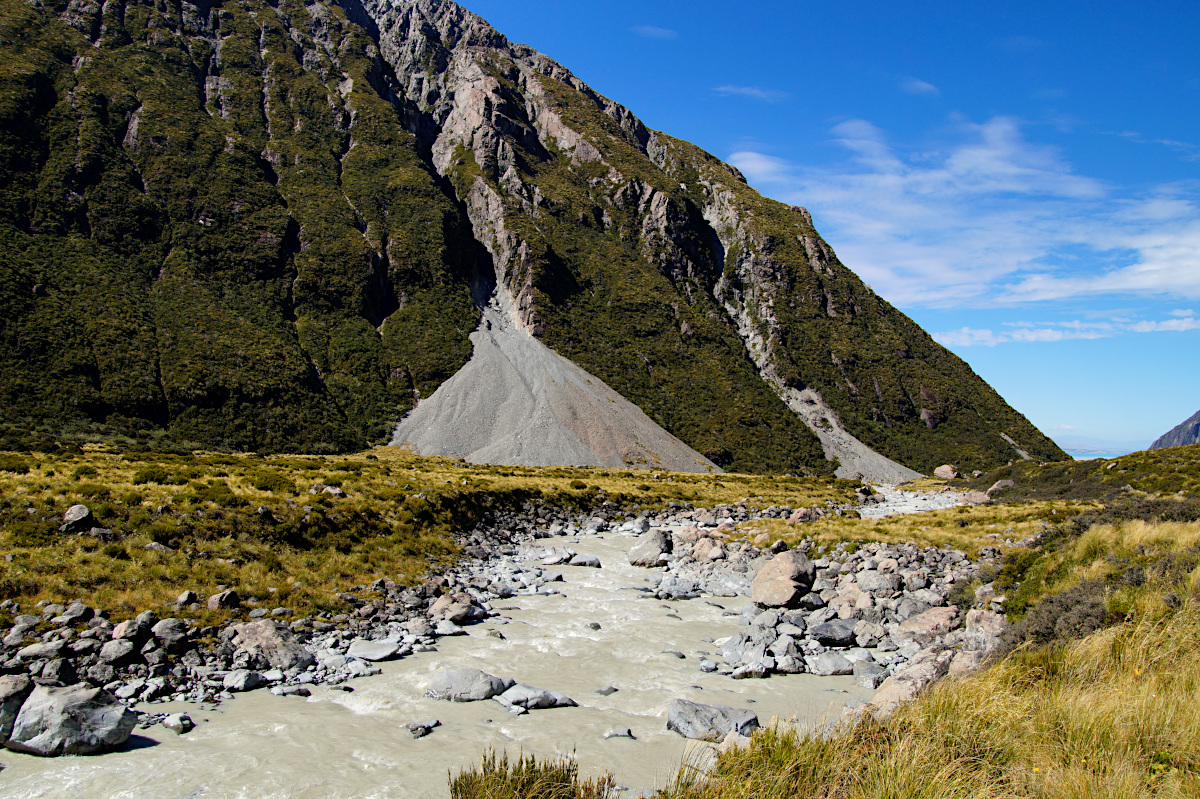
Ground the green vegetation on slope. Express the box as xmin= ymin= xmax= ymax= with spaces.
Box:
xmin=0 ymin=0 xmax=479 ymax=453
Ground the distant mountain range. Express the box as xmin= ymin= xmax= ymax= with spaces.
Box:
xmin=0 ymin=0 xmax=1067 ymax=477
xmin=1151 ymin=411 xmax=1200 ymax=450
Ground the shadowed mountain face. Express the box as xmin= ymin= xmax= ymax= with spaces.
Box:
xmin=1152 ymin=411 xmax=1200 ymax=450
xmin=0 ymin=0 xmax=1066 ymax=474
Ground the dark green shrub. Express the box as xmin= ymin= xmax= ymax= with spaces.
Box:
xmin=189 ymin=481 xmax=247 ymax=508
xmin=100 ymin=542 xmax=130 ymax=560
xmin=76 ymin=483 xmax=111 ymax=499
xmin=998 ymin=581 xmax=1110 ymax=653
xmin=6 ymin=521 xmax=56 ymax=547
xmin=72 ymin=465 xmax=98 ymax=479
xmin=0 ymin=455 xmax=29 ymax=474
xmin=132 ymin=465 xmax=171 ymax=485
xmin=251 ymin=471 xmax=295 ymax=494
xmin=570 ymin=480 xmax=587 ymax=490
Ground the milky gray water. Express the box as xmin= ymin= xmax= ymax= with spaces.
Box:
xmin=0 ymin=533 xmax=870 ymax=798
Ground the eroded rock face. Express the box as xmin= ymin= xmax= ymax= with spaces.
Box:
xmin=4 ymin=684 xmax=137 ymax=756
xmin=666 ymin=698 xmax=759 ymax=742
xmin=0 ymin=675 xmax=34 ymax=744
xmin=751 ymin=550 xmax=816 ymax=608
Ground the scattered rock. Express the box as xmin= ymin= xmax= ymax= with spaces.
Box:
xmin=161 ymin=713 xmax=195 ymax=734
xmin=494 ymin=684 xmax=576 ymax=711
xmin=604 ymin=728 xmax=635 ymax=739
xmin=207 ymin=589 xmax=241 ymax=611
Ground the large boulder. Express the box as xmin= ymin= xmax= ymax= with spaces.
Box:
xmin=805 ymin=651 xmax=853 ymax=676
xmin=896 ymin=607 xmax=959 ymax=645
xmin=4 ymin=684 xmax=137 ymax=756
xmin=808 ymin=618 xmax=858 ymax=647
xmin=207 ymin=589 xmax=241 ymax=610
xmin=666 ymin=699 xmax=759 ymax=742
xmin=0 ymin=674 xmax=34 ymax=744
xmin=428 ymin=593 xmax=475 ymax=624
xmin=424 ymin=668 xmax=514 ymax=702
xmin=228 ymin=620 xmax=315 ymax=671
xmin=933 ymin=465 xmax=959 ymax=480
xmin=151 ymin=618 xmax=191 ymax=653
xmin=60 ymin=504 xmax=94 ymax=533
xmin=628 ymin=529 xmax=672 ymax=567
xmin=751 ymin=550 xmax=816 ymax=608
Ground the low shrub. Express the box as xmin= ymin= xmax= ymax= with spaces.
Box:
xmin=0 ymin=454 xmax=29 ymax=474
xmin=450 ymin=751 xmax=617 ymax=799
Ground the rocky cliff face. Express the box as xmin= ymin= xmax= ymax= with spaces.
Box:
xmin=1151 ymin=411 xmax=1200 ymax=450
xmin=0 ymin=0 xmax=1066 ymax=474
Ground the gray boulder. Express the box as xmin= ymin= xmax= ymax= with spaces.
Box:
xmin=223 ymin=670 xmax=266 ymax=692
xmin=751 ymin=550 xmax=816 ymax=608
xmin=0 ymin=675 xmax=34 ymax=744
xmin=60 ymin=505 xmax=94 ymax=533
xmin=17 ymin=641 xmax=66 ymax=661
xmin=346 ymin=639 xmax=400 ymax=662
xmin=424 ymin=668 xmax=514 ymax=702
xmin=809 ymin=619 xmax=857 ymax=647
xmin=568 ymin=553 xmax=601 ymax=568
xmin=228 ymin=620 xmax=315 ymax=671
xmin=666 ymin=699 xmax=759 ymax=742
xmin=4 ymin=684 xmax=137 ymax=756
xmin=161 ymin=713 xmax=195 ymax=734
xmin=494 ymin=684 xmax=576 ymax=711
xmin=207 ymin=589 xmax=241 ymax=610
xmin=805 ymin=652 xmax=853 ymax=676
xmin=98 ymin=639 xmax=138 ymax=665
xmin=628 ymin=529 xmax=672 ymax=567
xmin=151 ymin=618 xmax=190 ymax=653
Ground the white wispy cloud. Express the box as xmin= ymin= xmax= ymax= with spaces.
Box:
xmin=632 ymin=25 xmax=677 ymax=40
xmin=714 ymin=85 xmax=788 ymax=102
xmin=934 ymin=314 xmax=1200 ymax=347
xmin=901 ymin=77 xmax=939 ymax=96
xmin=729 ymin=117 xmax=1200 ymax=308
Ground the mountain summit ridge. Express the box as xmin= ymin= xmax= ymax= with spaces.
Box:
xmin=0 ymin=0 xmax=1065 ymax=474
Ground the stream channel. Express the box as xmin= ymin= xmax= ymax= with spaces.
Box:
xmin=1 ymin=525 xmax=889 ymax=798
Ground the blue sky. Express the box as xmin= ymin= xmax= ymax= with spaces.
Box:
xmin=462 ymin=0 xmax=1200 ymax=453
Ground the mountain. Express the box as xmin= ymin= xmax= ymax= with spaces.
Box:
xmin=1151 ymin=411 xmax=1200 ymax=450
xmin=0 ymin=0 xmax=1067 ymax=476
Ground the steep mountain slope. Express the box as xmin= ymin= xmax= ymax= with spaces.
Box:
xmin=1151 ymin=410 xmax=1200 ymax=449
xmin=0 ymin=0 xmax=1066 ymax=474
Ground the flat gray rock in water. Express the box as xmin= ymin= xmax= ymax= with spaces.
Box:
xmin=5 ymin=684 xmax=136 ymax=756
xmin=425 ymin=668 xmax=514 ymax=702
xmin=346 ymin=639 xmax=401 ymax=662
xmin=666 ymin=698 xmax=759 ymax=742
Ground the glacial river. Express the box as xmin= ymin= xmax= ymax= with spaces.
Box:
xmin=0 ymin=532 xmax=871 ymax=798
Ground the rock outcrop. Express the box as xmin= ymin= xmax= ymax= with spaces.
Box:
xmin=1151 ymin=410 xmax=1200 ymax=449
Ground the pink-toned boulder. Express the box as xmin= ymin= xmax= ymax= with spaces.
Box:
xmin=897 ymin=606 xmax=959 ymax=644
xmin=751 ymin=551 xmax=815 ymax=608
xmin=933 ymin=465 xmax=960 ymax=480
xmin=868 ymin=648 xmax=955 ymax=719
